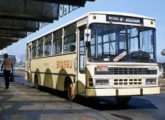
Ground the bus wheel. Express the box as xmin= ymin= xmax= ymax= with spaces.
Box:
xmin=34 ymin=75 xmax=39 ymax=89
xmin=67 ymin=83 xmax=75 ymax=101
xmin=116 ymin=96 xmax=131 ymax=106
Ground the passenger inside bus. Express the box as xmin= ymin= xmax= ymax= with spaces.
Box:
xmin=70 ymin=45 xmax=76 ymax=52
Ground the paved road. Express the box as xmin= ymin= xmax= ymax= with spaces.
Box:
xmin=0 ymin=72 xmax=165 ymax=120
xmin=0 ymin=72 xmax=119 ymax=120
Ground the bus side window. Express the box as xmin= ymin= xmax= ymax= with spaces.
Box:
xmin=53 ymin=29 xmax=62 ymax=55
xmin=44 ymin=34 xmax=52 ymax=56
xmin=79 ymin=27 xmax=86 ymax=73
xmin=38 ymin=38 xmax=44 ymax=57
xmin=70 ymin=45 xmax=75 ymax=52
xmin=64 ymin=23 xmax=76 ymax=53
xmin=32 ymin=41 xmax=37 ymax=59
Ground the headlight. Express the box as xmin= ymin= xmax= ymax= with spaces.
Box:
xmin=146 ymin=78 xmax=157 ymax=85
xmin=95 ymin=79 xmax=109 ymax=86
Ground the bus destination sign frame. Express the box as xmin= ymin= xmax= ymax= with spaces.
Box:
xmin=106 ymin=15 xmax=143 ymax=24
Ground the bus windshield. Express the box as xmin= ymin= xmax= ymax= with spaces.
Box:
xmin=88 ymin=24 xmax=156 ymax=62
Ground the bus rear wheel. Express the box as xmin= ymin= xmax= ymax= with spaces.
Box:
xmin=67 ymin=83 xmax=75 ymax=101
xmin=116 ymin=96 xmax=131 ymax=106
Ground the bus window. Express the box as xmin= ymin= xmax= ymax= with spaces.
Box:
xmin=118 ymin=29 xmax=127 ymax=53
xmin=64 ymin=23 xmax=76 ymax=53
xmin=53 ymin=29 xmax=62 ymax=55
xmin=89 ymin=24 xmax=127 ymax=61
xmin=44 ymin=34 xmax=52 ymax=56
xmin=38 ymin=38 xmax=44 ymax=57
xmin=32 ymin=41 xmax=37 ymax=58
xmin=140 ymin=29 xmax=155 ymax=61
xmin=128 ymin=27 xmax=139 ymax=52
xmin=79 ymin=27 xmax=86 ymax=73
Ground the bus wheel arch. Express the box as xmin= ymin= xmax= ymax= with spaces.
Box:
xmin=64 ymin=76 xmax=75 ymax=100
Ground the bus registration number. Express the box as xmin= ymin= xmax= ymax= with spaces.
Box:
xmin=96 ymin=66 xmax=108 ymax=72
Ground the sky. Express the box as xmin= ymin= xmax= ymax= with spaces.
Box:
xmin=2 ymin=0 xmax=165 ymax=62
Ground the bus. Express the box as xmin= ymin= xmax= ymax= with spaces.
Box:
xmin=25 ymin=12 xmax=160 ymax=104
xmin=0 ymin=55 xmax=16 ymax=81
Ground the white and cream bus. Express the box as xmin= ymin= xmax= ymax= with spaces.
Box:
xmin=25 ymin=12 xmax=160 ymax=104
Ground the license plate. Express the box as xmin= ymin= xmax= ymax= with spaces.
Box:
xmin=96 ymin=66 xmax=108 ymax=72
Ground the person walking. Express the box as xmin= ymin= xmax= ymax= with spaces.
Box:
xmin=1 ymin=53 xmax=13 ymax=89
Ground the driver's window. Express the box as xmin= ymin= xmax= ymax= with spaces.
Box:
xmin=79 ymin=26 xmax=86 ymax=73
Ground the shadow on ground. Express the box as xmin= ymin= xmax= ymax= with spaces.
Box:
xmin=38 ymin=86 xmax=158 ymax=111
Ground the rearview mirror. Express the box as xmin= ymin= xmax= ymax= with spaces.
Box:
xmin=84 ymin=29 xmax=91 ymax=42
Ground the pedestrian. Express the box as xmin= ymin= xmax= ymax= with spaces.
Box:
xmin=1 ymin=53 xmax=13 ymax=89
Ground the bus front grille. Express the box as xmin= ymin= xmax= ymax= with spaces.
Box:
xmin=95 ymin=67 xmax=157 ymax=75
xmin=113 ymin=79 xmax=142 ymax=86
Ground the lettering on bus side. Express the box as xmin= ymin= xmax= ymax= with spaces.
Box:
xmin=56 ymin=60 xmax=72 ymax=69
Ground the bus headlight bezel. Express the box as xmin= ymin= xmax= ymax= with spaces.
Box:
xmin=94 ymin=79 xmax=110 ymax=86
xmin=146 ymin=78 xmax=157 ymax=85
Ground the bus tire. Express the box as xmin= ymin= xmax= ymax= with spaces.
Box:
xmin=67 ymin=83 xmax=75 ymax=101
xmin=116 ymin=96 xmax=131 ymax=106
xmin=65 ymin=77 xmax=75 ymax=100
xmin=34 ymin=74 xmax=39 ymax=89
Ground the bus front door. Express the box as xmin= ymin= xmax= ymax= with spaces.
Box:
xmin=77 ymin=27 xmax=86 ymax=95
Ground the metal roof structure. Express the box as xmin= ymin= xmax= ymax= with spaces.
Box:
xmin=0 ymin=0 xmax=95 ymax=50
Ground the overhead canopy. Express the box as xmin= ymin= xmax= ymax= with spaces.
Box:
xmin=0 ymin=0 xmax=95 ymax=50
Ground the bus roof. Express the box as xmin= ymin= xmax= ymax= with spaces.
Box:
xmin=28 ymin=11 xmax=155 ymax=44
xmin=92 ymin=11 xmax=154 ymax=20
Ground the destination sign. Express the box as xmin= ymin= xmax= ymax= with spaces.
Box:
xmin=106 ymin=15 xmax=143 ymax=24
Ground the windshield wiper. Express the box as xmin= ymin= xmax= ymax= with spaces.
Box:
xmin=129 ymin=50 xmax=150 ymax=62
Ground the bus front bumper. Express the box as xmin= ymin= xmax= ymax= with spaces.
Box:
xmin=85 ymin=87 xmax=160 ymax=97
